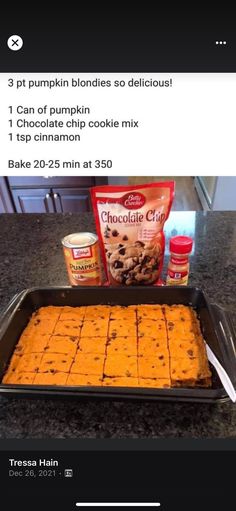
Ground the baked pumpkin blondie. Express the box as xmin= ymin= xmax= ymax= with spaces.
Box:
xmin=1 ymin=303 xmax=211 ymax=389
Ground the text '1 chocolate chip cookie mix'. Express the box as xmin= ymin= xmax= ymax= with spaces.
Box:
xmin=2 ymin=304 xmax=211 ymax=388
xmin=91 ymin=182 xmax=175 ymax=286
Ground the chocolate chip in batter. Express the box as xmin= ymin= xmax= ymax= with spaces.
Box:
xmin=134 ymin=241 xmax=145 ymax=247
xmin=118 ymin=248 xmax=126 ymax=255
xmin=113 ymin=260 xmax=124 ymax=269
xmin=15 ymin=346 xmax=23 ymax=352
xmin=142 ymin=255 xmax=151 ymax=265
xmin=121 ymin=271 xmax=129 ymax=282
xmin=123 ymin=235 xmax=128 ymax=241
xmin=143 ymin=268 xmax=152 ymax=275
xmin=112 ymin=230 xmax=119 ymax=237
xmin=104 ymin=225 xmax=111 ymax=238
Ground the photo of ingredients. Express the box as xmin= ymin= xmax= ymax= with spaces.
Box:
xmin=0 ymin=175 xmax=235 ymax=438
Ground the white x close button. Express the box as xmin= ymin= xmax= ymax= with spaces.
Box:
xmin=7 ymin=35 xmax=23 ymax=51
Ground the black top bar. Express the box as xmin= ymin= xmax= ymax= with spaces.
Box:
xmin=0 ymin=8 xmax=235 ymax=72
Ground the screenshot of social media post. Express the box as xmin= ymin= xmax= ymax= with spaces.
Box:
xmin=0 ymin=7 xmax=235 ymax=510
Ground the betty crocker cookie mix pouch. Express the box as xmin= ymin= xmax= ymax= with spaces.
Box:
xmin=91 ymin=181 xmax=175 ymax=286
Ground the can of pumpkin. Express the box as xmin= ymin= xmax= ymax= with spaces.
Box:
xmin=61 ymin=232 xmax=102 ymax=286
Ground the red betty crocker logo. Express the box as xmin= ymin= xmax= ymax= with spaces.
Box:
xmin=121 ymin=192 xmax=146 ymax=210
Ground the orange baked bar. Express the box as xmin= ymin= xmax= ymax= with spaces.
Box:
xmin=1 ymin=304 xmax=211 ymax=389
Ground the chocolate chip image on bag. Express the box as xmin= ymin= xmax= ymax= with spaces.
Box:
xmin=91 ymin=181 xmax=175 ymax=286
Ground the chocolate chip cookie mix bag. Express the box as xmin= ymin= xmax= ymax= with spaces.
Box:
xmin=91 ymin=181 xmax=175 ymax=286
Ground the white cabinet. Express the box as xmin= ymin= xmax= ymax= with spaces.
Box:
xmin=195 ymin=177 xmax=236 ymax=211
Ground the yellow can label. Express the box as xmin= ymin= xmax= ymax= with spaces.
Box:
xmin=63 ymin=242 xmax=102 ymax=286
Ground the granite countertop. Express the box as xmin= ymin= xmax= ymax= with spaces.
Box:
xmin=0 ymin=211 xmax=235 ymax=438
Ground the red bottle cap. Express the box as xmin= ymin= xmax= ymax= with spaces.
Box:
xmin=169 ymin=236 xmax=193 ymax=255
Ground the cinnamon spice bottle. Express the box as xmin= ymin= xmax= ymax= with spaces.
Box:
xmin=166 ymin=236 xmax=193 ymax=286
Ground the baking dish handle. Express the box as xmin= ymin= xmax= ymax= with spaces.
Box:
xmin=209 ymin=302 xmax=236 ymax=386
xmin=0 ymin=290 xmax=26 ymax=337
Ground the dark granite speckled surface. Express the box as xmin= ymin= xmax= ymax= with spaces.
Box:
xmin=0 ymin=211 xmax=235 ymax=438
